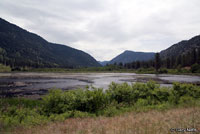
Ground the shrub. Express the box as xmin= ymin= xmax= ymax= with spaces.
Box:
xmin=74 ymin=88 xmax=110 ymax=113
xmin=0 ymin=107 xmax=48 ymax=128
xmin=1 ymin=81 xmax=200 ymax=130
xmin=132 ymin=81 xmax=161 ymax=105
xmin=101 ymin=106 xmax=120 ymax=117
xmin=42 ymin=89 xmax=68 ymax=115
xmin=191 ymin=63 xmax=200 ymax=73
xmin=107 ymin=81 xmax=166 ymax=105
xmin=135 ymin=99 xmax=149 ymax=106
xmin=71 ymin=111 xmax=96 ymax=118
xmin=171 ymin=82 xmax=200 ymax=104
xmin=42 ymin=88 xmax=110 ymax=115
xmin=107 ymin=82 xmax=136 ymax=105
xmin=153 ymin=87 xmax=171 ymax=103
xmin=137 ymin=68 xmax=155 ymax=74
xmin=159 ymin=68 xmax=168 ymax=74
xmin=178 ymin=96 xmax=195 ymax=106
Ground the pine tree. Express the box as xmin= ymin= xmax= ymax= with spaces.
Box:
xmin=197 ymin=48 xmax=200 ymax=64
xmin=181 ymin=55 xmax=186 ymax=67
xmin=136 ymin=61 xmax=141 ymax=69
xmin=176 ymin=55 xmax=182 ymax=67
xmin=166 ymin=58 xmax=170 ymax=68
xmin=155 ymin=53 xmax=161 ymax=72
xmin=192 ymin=48 xmax=197 ymax=64
xmin=170 ymin=56 xmax=175 ymax=68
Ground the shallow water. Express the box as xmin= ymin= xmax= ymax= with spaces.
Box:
xmin=0 ymin=72 xmax=200 ymax=98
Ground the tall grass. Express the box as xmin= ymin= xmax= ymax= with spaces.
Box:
xmin=15 ymin=107 xmax=200 ymax=134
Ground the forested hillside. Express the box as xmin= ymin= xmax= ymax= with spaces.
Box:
xmin=0 ymin=18 xmax=101 ymax=69
xmin=109 ymin=36 xmax=200 ymax=72
xmin=160 ymin=35 xmax=200 ymax=68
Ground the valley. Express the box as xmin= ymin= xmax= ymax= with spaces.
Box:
xmin=0 ymin=14 xmax=200 ymax=134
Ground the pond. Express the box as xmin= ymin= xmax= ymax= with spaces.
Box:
xmin=0 ymin=72 xmax=200 ymax=98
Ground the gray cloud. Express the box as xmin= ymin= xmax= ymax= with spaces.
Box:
xmin=0 ymin=0 xmax=200 ymax=60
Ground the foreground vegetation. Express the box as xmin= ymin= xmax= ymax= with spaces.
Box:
xmin=10 ymin=107 xmax=200 ymax=134
xmin=1 ymin=81 xmax=200 ymax=133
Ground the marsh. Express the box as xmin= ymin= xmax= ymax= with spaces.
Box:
xmin=0 ymin=72 xmax=200 ymax=98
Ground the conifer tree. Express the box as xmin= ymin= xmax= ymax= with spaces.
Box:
xmin=155 ymin=53 xmax=161 ymax=72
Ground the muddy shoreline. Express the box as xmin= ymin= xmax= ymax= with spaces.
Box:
xmin=1 ymin=72 xmax=200 ymax=99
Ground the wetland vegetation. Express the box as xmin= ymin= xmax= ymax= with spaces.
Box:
xmin=1 ymin=81 xmax=200 ymax=133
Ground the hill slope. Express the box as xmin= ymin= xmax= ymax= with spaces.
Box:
xmin=160 ymin=35 xmax=200 ymax=58
xmin=109 ymin=50 xmax=155 ymax=64
xmin=0 ymin=18 xmax=101 ymax=68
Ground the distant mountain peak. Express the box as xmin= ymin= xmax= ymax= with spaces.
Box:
xmin=108 ymin=50 xmax=155 ymax=64
xmin=124 ymin=50 xmax=134 ymax=53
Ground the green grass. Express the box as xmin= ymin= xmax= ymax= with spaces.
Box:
xmin=0 ymin=64 xmax=11 ymax=72
xmin=27 ymin=67 xmax=137 ymax=73
xmin=1 ymin=81 xmax=200 ymax=132
xmin=0 ymin=63 xmax=198 ymax=75
xmin=22 ymin=67 xmax=200 ymax=76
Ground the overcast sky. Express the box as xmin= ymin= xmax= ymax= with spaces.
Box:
xmin=0 ymin=0 xmax=200 ymax=61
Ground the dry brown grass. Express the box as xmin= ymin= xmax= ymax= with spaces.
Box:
xmin=11 ymin=107 xmax=200 ymax=134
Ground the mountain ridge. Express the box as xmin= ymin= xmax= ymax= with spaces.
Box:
xmin=1 ymin=18 xmax=200 ymax=68
xmin=108 ymin=50 xmax=155 ymax=64
xmin=160 ymin=35 xmax=200 ymax=59
xmin=0 ymin=18 xmax=101 ymax=68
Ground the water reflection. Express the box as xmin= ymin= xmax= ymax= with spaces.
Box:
xmin=0 ymin=73 xmax=200 ymax=98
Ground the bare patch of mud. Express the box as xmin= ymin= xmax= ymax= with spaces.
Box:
xmin=1 ymin=73 xmax=200 ymax=99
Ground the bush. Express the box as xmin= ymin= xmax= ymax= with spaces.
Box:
xmin=71 ymin=111 xmax=96 ymax=118
xmin=155 ymin=87 xmax=171 ymax=101
xmin=107 ymin=81 xmax=168 ymax=105
xmin=107 ymin=82 xmax=136 ymax=105
xmin=191 ymin=63 xmax=200 ymax=73
xmin=171 ymin=82 xmax=200 ymax=104
xmin=42 ymin=88 xmax=110 ymax=115
xmin=1 ymin=81 xmax=200 ymax=130
xmin=132 ymin=81 xmax=161 ymax=105
xmin=0 ymin=106 xmax=48 ymax=128
xmin=159 ymin=68 xmax=168 ymax=74
xmin=101 ymin=106 xmax=120 ymax=117
xmin=137 ymin=68 xmax=155 ymax=74
xmin=178 ymin=96 xmax=195 ymax=106
xmin=11 ymin=67 xmax=21 ymax=71
xmin=42 ymin=89 xmax=69 ymax=115
xmin=73 ymin=88 xmax=110 ymax=113
xmin=135 ymin=99 xmax=149 ymax=106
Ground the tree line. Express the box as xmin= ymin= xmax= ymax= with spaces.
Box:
xmin=0 ymin=46 xmax=200 ymax=71
xmin=0 ymin=47 xmax=74 ymax=70
xmin=110 ymin=48 xmax=200 ymax=71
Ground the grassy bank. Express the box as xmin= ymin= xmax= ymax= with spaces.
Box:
xmin=27 ymin=67 xmax=136 ymax=73
xmin=10 ymin=107 xmax=200 ymax=134
xmin=25 ymin=67 xmax=200 ymax=75
xmin=1 ymin=64 xmax=200 ymax=75
xmin=1 ymin=81 xmax=200 ymax=133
